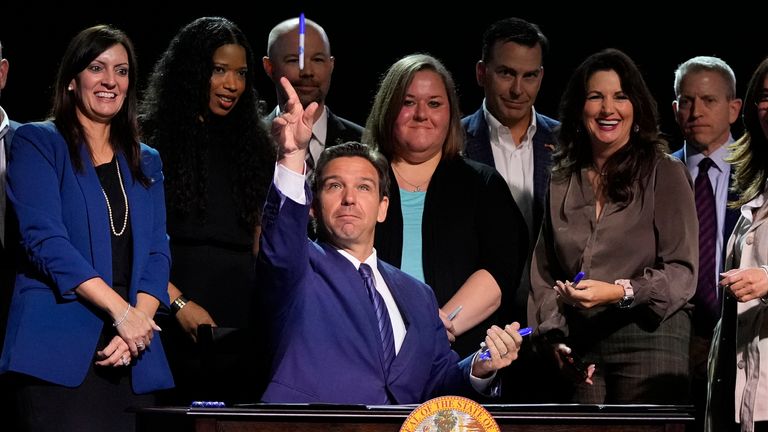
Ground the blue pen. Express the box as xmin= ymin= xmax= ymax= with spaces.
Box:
xmin=572 ymin=271 xmax=585 ymax=287
xmin=298 ymin=13 xmax=305 ymax=70
xmin=478 ymin=327 xmax=533 ymax=361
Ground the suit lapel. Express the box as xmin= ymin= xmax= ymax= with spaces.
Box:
xmin=121 ymin=154 xmax=148 ymax=300
xmin=464 ymin=109 xmax=494 ymax=166
xmin=74 ymin=145 xmax=112 ymax=284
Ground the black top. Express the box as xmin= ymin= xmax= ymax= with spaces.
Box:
xmin=375 ymin=157 xmax=528 ymax=357
xmin=95 ymin=156 xmax=132 ymax=298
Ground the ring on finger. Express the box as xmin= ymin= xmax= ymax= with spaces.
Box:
xmin=121 ymin=356 xmax=130 ymax=366
xmin=136 ymin=342 xmax=145 ymax=350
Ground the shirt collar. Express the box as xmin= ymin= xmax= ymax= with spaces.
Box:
xmin=336 ymin=247 xmax=379 ymax=271
xmin=482 ymin=100 xmax=537 ymax=148
xmin=0 ymin=106 xmax=8 ymax=141
xmin=683 ymin=135 xmax=735 ymax=173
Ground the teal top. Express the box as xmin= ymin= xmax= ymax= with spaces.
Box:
xmin=399 ymin=188 xmax=426 ymax=283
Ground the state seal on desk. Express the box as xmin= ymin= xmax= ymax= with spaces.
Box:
xmin=400 ymin=395 xmax=499 ymax=432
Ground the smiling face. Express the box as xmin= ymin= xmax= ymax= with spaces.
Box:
xmin=477 ymin=41 xmax=543 ymax=128
xmin=393 ymin=70 xmax=450 ymax=162
xmin=70 ymin=43 xmax=129 ymax=125
xmin=316 ymin=156 xmax=388 ymax=256
xmin=673 ymin=70 xmax=741 ymax=153
xmin=208 ymin=44 xmax=247 ymax=116
xmin=582 ymin=69 xmax=634 ymax=152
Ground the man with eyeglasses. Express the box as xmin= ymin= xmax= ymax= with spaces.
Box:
xmin=671 ymin=55 xmax=743 ymax=431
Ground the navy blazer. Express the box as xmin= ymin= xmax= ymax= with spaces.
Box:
xmin=258 ymin=184 xmax=476 ymax=404
xmin=266 ymin=106 xmax=363 ymax=147
xmin=671 ymin=147 xmax=739 ymax=262
xmin=0 ymin=122 xmax=173 ymax=393
xmin=462 ymin=108 xmax=558 ymax=237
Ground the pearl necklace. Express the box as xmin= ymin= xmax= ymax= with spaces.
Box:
xmin=101 ymin=159 xmax=129 ymax=236
xmin=392 ymin=164 xmax=430 ymax=192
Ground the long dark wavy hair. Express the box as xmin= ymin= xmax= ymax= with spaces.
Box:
xmin=140 ymin=17 xmax=274 ymax=229
xmin=553 ymin=48 xmax=667 ymax=205
xmin=52 ymin=25 xmax=147 ymax=185
xmin=729 ymin=57 xmax=768 ymax=207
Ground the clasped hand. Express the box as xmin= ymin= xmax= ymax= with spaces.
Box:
xmin=471 ymin=323 xmax=524 ymax=378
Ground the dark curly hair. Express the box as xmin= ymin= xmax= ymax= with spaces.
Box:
xmin=553 ymin=48 xmax=667 ymax=205
xmin=140 ymin=17 xmax=274 ymax=229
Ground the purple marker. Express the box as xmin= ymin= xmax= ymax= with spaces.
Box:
xmin=298 ymin=13 xmax=305 ymax=70
xmin=478 ymin=327 xmax=533 ymax=360
xmin=572 ymin=271 xmax=585 ymax=287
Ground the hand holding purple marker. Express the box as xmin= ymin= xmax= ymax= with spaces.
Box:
xmin=572 ymin=271 xmax=585 ymax=287
xmin=478 ymin=327 xmax=532 ymax=361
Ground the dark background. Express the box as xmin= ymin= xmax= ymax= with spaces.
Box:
xmin=2 ymin=5 xmax=765 ymax=152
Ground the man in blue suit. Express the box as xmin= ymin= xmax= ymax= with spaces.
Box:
xmin=462 ymin=17 xmax=558 ymax=328
xmin=671 ymin=56 xmax=742 ymax=430
xmin=259 ymin=78 xmax=523 ymax=404
xmin=462 ymin=19 xmax=560 ymax=403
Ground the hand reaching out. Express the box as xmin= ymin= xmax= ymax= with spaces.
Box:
xmin=272 ymin=76 xmax=318 ymax=169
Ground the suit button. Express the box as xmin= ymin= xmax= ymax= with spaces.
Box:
xmin=747 ymin=235 xmax=754 ymax=245
xmin=738 ymin=360 xmax=746 ymax=369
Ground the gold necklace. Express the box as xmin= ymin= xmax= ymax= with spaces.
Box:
xmin=100 ymin=158 xmax=129 ymax=236
xmin=392 ymin=164 xmax=430 ymax=192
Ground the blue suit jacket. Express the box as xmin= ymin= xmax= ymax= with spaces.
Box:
xmin=0 ymin=121 xmax=173 ymax=393
xmin=671 ymin=147 xmax=739 ymax=262
xmin=258 ymin=184 xmax=475 ymax=404
xmin=462 ymin=108 xmax=558 ymax=236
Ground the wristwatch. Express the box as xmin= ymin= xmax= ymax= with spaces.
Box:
xmin=615 ymin=279 xmax=634 ymax=308
xmin=171 ymin=295 xmax=189 ymax=315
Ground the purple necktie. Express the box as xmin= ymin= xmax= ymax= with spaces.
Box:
xmin=693 ymin=157 xmax=719 ymax=335
xmin=358 ymin=263 xmax=396 ymax=371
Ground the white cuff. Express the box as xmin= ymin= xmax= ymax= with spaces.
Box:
xmin=469 ymin=351 xmax=496 ymax=394
xmin=274 ymin=162 xmax=308 ymax=205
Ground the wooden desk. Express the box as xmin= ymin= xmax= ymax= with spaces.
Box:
xmin=136 ymin=404 xmax=693 ymax=432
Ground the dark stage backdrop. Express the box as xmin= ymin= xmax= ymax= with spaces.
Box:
xmin=2 ymin=5 xmax=765 ymax=151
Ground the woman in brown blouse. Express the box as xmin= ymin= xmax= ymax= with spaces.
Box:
xmin=531 ymin=49 xmax=697 ymax=403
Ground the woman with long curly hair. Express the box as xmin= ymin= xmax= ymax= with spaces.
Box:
xmin=140 ymin=16 xmax=274 ymax=403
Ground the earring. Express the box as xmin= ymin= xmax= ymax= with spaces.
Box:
xmin=633 ymin=124 xmax=640 ymax=133
xmin=67 ymin=85 xmax=73 ymax=91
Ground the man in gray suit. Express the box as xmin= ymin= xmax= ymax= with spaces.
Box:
xmin=263 ymin=17 xmax=363 ymax=175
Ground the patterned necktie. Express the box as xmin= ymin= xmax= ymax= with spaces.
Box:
xmin=305 ymin=150 xmax=315 ymax=175
xmin=358 ymin=263 xmax=396 ymax=370
xmin=693 ymin=157 xmax=719 ymax=335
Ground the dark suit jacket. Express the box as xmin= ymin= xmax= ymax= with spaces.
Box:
xmin=0 ymin=121 xmax=173 ymax=393
xmin=0 ymin=119 xmax=21 ymax=349
xmin=462 ymin=108 xmax=559 ymax=237
xmin=266 ymin=106 xmax=363 ymax=147
xmin=258 ymin=183 xmax=477 ymax=404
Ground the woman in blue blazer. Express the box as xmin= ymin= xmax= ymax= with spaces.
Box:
xmin=0 ymin=25 xmax=172 ymax=432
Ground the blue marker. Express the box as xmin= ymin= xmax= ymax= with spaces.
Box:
xmin=478 ymin=327 xmax=533 ymax=361
xmin=191 ymin=401 xmax=226 ymax=408
xmin=298 ymin=13 xmax=305 ymax=70
xmin=572 ymin=271 xmax=585 ymax=287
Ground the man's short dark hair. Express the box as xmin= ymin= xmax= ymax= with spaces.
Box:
xmin=481 ymin=17 xmax=549 ymax=64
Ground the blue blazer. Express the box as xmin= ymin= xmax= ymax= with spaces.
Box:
xmin=671 ymin=147 xmax=739 ymax=261
xmin=0 ymin=121 xmax=173 ymax=393
xmin=462 ymin=108 xmax=559 ymax=237
xmin=258 ymin=184 xmax=476 ymax=404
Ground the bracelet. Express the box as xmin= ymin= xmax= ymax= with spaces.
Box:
xmin=112 ymin=305 xmax=131 ymax=327
xmin=171 ymin=295 xmax=189 ymax=315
